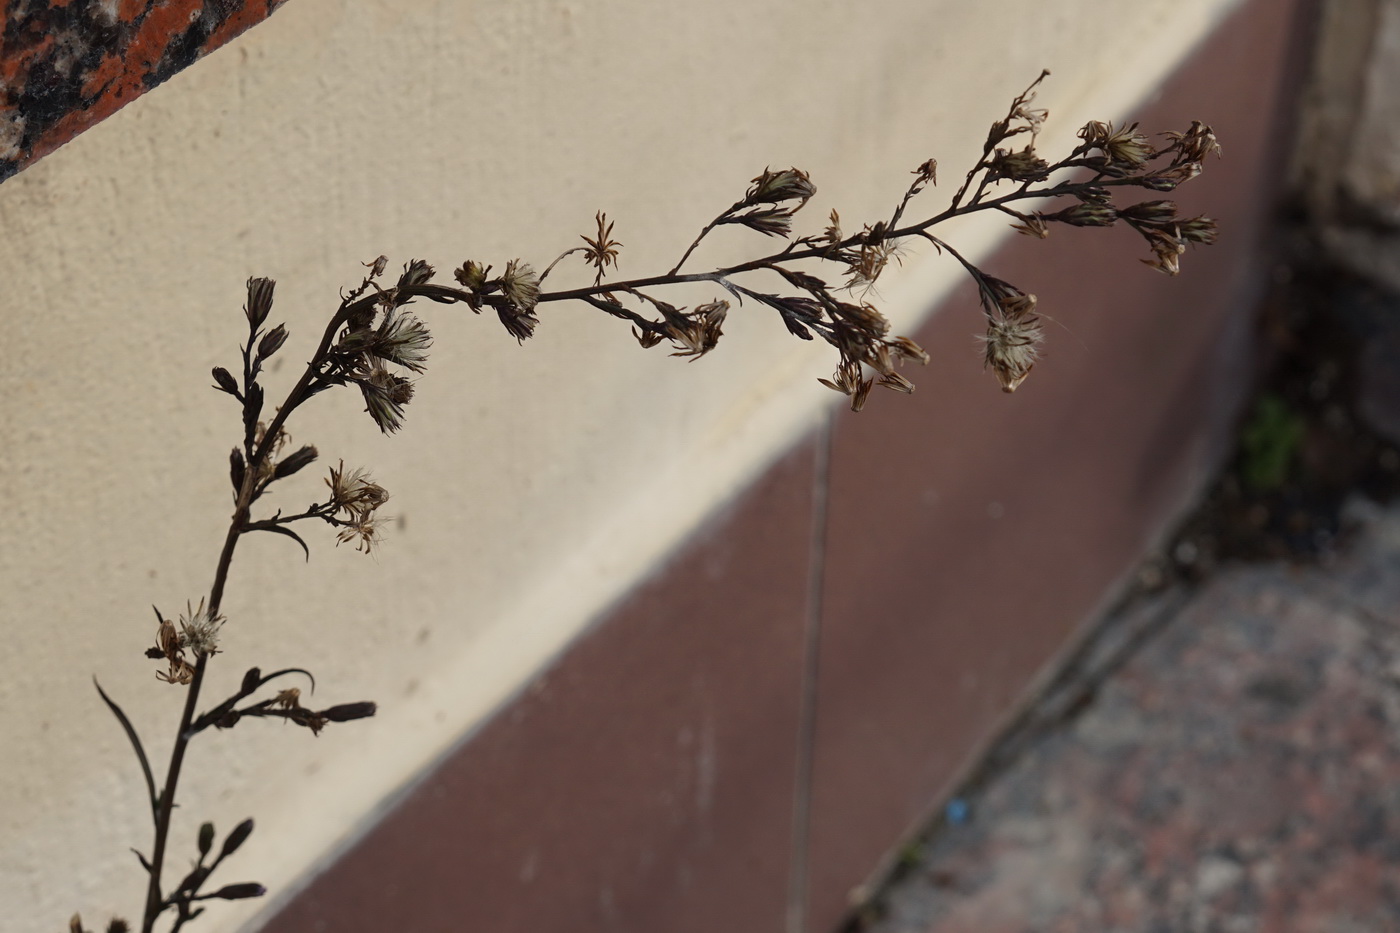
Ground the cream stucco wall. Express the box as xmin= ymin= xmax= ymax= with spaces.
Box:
xmin=0 ymin=1 xmax=1240 ymax=929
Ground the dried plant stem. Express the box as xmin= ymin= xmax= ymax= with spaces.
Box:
xmin=140 ymin=499 xmax=247 ymax=931
xmin=141 ymin=657 xmax=209 ymax=933
xmin=76 ymin=75 xmax=1223 ymax=933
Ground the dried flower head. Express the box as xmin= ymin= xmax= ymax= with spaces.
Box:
xmin=357 ymin=367 xmax=415 ymax=434
xmin=499 ymin=259 xmax=541 ymax=313
xmin=820 ymin=209 xmax=845 ymax=252
xmin=1138 ymin=161 xmax=1203 ymax=191
xmin=976 ymin=283 xmax=1042 ymax=393
xmin=665 ymin=300 xmax=728 ymax=360
xmin=982 ymin=311 xmax=1043 ymax=393
xmin=844 ymin=225 xmax=903 ymax=293
xmin=370 ymin=308 xmax=433 ymax=373
xmin=1165 ymin=120 xmax=1221 ymax=163
xmin=985 ymin=70 xmax=1050 ymax=147
xmin=1118 ymin=200 xmax=1178 ymax=224
xmin=336 ymin=514 xmax=385 ymax=554
xmin=152 ymin=611 xmax=194 ymax=685
xmin=497 ymin=305 xmax=540 ymax=343
xmin=396 ymin=259 xmax=435 ymax=291
xmin=1078 ymin=120 xmax=1152 ymax=171
xmin=1010 ymin=212 xmax=1050 ymax=238
xmin=744 ymin=167 xmax=816 ymax=207
xmin=581 ymin=211 xmax=622 ymax=285
xmin=987 ymin=146 xmax=1050 ymax=182
xmin=818 ymin=358 xmax=875 ymax=412
xmin=327 ymin=460 xmax=389 ymax=522
xmin=1050 ymin=202 xmax=1119 ymax=227
xmin=178 ymin=600 xmax=224 ymax=659
xmin=1178 ymin=215 xmax=1219 ymax=245
xmin=727 ymin=207 xmax=796 ymax=238
xmin=1139 ymin=226 xmax=1186 ymax=275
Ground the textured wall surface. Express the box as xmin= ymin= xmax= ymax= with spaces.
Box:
xmin=0 ymin=1 xmax=1243 ymax=930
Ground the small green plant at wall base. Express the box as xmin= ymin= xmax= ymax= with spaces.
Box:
xmin=70 ymin=72 xmax=1221 ymax=932
xmin=1241 ymin=393 xmax=1306 ymax=491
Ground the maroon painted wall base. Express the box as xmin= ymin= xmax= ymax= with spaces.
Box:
xmin=261 ymin=1 xmax=1311 ymax=930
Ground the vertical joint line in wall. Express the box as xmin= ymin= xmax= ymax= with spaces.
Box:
xmin=787 ymin=409 xmax=834 ymax=933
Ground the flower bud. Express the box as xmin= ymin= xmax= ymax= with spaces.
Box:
xmin=396 ymin=259 xmax=434 ymax=290
xmin=229 ymin=448 xmax=246 ymax=494
xmin=209 ymin=883 xmax=266 ymax=900
xmin=322 ymin=701 xmax=379 ymax=723
xmin=743 ymin=167 xmax=815 ymax=206
xmin=244 ymin=278 xmax=275 ymax=328
xmin=1052 ymin=203 xmax=1119 ymax=227
xmin=273 ymin=445 xmax=318 ymax=480
xmin=1119 ymin=200 xmax=1178 ymax=224
xmin=220 ymin=819 xmax=255 ymax=859
xmin=256 ymin=324 xmax=288 ymax=360
xmin=1178 ymin=216 xmax=1218 ymax=245
xmin=211 ymin=367 xmax=239 ymax=396
xmin=454 ymin=260 xmax=489 ymax=292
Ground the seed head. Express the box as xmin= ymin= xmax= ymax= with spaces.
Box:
xmin=981 ymin=291 xmax=1042 ymax=393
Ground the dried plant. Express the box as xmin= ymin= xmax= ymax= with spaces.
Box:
xmin=72 ymin=72 xmax=1219 ymax=932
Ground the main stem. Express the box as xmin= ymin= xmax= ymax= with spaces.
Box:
xmin=138 ymin=295 xmax=362 ymax=932
xmin=141 ymin=510 xmax=247 ymax=933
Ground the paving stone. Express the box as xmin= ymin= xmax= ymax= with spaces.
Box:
xmin=870 ymin=500 xmax=1400 ymax=933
